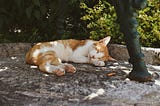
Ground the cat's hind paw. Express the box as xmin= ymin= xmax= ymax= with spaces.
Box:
xmin=64 ymin=63 xmax=76 ymax=73
xmin=54 ymin=69 xmax=65 ymax=76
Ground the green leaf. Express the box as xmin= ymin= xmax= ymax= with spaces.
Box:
xmin=32 ymin=0 xmax=40 ymax=7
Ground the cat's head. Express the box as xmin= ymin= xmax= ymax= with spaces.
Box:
xmin=89 ymin=36 xmax=115 ymax=62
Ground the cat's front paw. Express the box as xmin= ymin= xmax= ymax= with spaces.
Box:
xmin=64 ymin=63 xmax=76 ymax=73
xmin=93 ymin=61 xmax=105 ymax=67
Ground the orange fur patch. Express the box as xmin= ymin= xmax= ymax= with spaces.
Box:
xmin=25 ymin=42 xmax=53 ymax=65
xmin=58 ymin=39 xmax=87 ymax=51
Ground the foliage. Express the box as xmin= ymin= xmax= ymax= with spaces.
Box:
xmin=137 ymin=0 xmax=160 ymax=47
xmin=0 ymin=0 xmax=53 ymax=42
xmin=80 ymin=0 xmax=124 ymax=44
xmin=0 ymin=0 xmax=87 ymax=42
xmin=80 ymin=0 xmax=160 ymax=47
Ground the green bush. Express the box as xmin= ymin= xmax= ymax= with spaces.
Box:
xmin=0 ymin=0 xmax=87 ymax=42
xmin=0 ymin=0 xmax=55 ymax=42
xmin=137 ymin=0 xmax=160 ymax=47
xmin=80 ymin=0 xmax=124 ymax=44
xmin=80 ymin=0 xmax=160 ymax=47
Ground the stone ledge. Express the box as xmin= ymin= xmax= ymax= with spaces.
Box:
xmin=0 ymin=43 xmax=32 ymax=56
xmin=0 ymin=43 xmax=160 ymax=65
xmin=108 ymin=44 xmax=160 ymax=65
xmin=0 ymin=56 xmax=160 ymax=106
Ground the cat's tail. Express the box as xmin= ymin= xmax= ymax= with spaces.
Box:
xmin=25 ymin=46 xmax=40 ymax=65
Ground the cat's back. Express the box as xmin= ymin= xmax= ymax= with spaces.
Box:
xmin=56 ymin=39 xmax=92 ymax=60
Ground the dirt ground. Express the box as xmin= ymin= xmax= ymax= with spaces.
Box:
xmin=0 ymin=54 xmax=160 ymax=106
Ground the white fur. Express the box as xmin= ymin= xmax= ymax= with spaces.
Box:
xmin=89 ymin=50 xmax=104 ymax=58
xmin=83 ymin=88 xmax=105 ymax=100
xmin=45 ymin=62 xmax=65 ymax=73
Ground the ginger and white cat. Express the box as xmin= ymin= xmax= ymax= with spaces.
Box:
xmin=26 ymin=36 xmax=115 ymax=76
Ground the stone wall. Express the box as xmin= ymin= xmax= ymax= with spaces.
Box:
xmin=108 ymin=44 xmax=160 ymax=65
xmin=0 ymin=43 xmax=160 ymax=65
xmin=0 ymin=43 xmax=32 ymax=56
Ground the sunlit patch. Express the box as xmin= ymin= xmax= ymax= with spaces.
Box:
xmin=30 ymin=65 xmax=38 ymax=69
xmin=43 ymin=74 xmax=49 ymax=77
xmin=109 ymin=66 xmax=118 ymax=69
xmin=14 ymin=29 xmax=21 ymax=33
xmin=124 ymin=61 xmax=129 ymax=64
xmin=125 ymin=78 xmax=130 ymax=81
xmin=11 ymin=56 xmax=17 ymax=60
xmin=83 ymin=88 xmax=105 ymax=100
xmin=155 ymin=80 xmax=160 ymax=86
xmin=122 ymin=69 xmax=130 ymax=74
xmin=0 ymin=67 xmax=8 ymax=72
xmin=151 ymin=66 xmax=160 ymax=71
xmin=113 ymin=62 xmax=119 ymax=65
xmin=50 ymin=41 xmax=58 ymax=46
xmin=120 ymin=66 xmax=128 ymax=69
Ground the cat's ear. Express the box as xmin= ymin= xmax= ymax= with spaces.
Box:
xmin=99 ymin=36 xmax=111 ymax=45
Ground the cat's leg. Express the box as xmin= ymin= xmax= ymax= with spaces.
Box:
xmin=90 ymin=59 xmax=105 ymax=67
xmin=70 ymin=55 xmax=105 ymax=66
xmin=39 ymin=62 xmax=76 ymax=75
xmin=70 ymin=56 xmax=89 ymax=63
xmin=38 ymin=51 xmax=65 ymax=76
xmin=38 ymin=51 xmax=76 ymax=75
xmin=39 ymin=61 xmax=65 ymax=76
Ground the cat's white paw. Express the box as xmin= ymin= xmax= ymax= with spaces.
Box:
xmin=93 ymin=61 xmax=105 ymax=67
xmin=54 ymin=68 xmax=65 ymax=76
xmin=63 ymin=63 xmax=76 ymax=73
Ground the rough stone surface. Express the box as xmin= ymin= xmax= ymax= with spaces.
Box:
xmin=108 ymin=44 xmax=160 ymax=65
xmin=0 ymin=43 xmax=32 ymax=56
xmin=0 ymin=43 xmax=160 ymax=106
xmin=1 ymin=55 xmax=160 ymax=106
